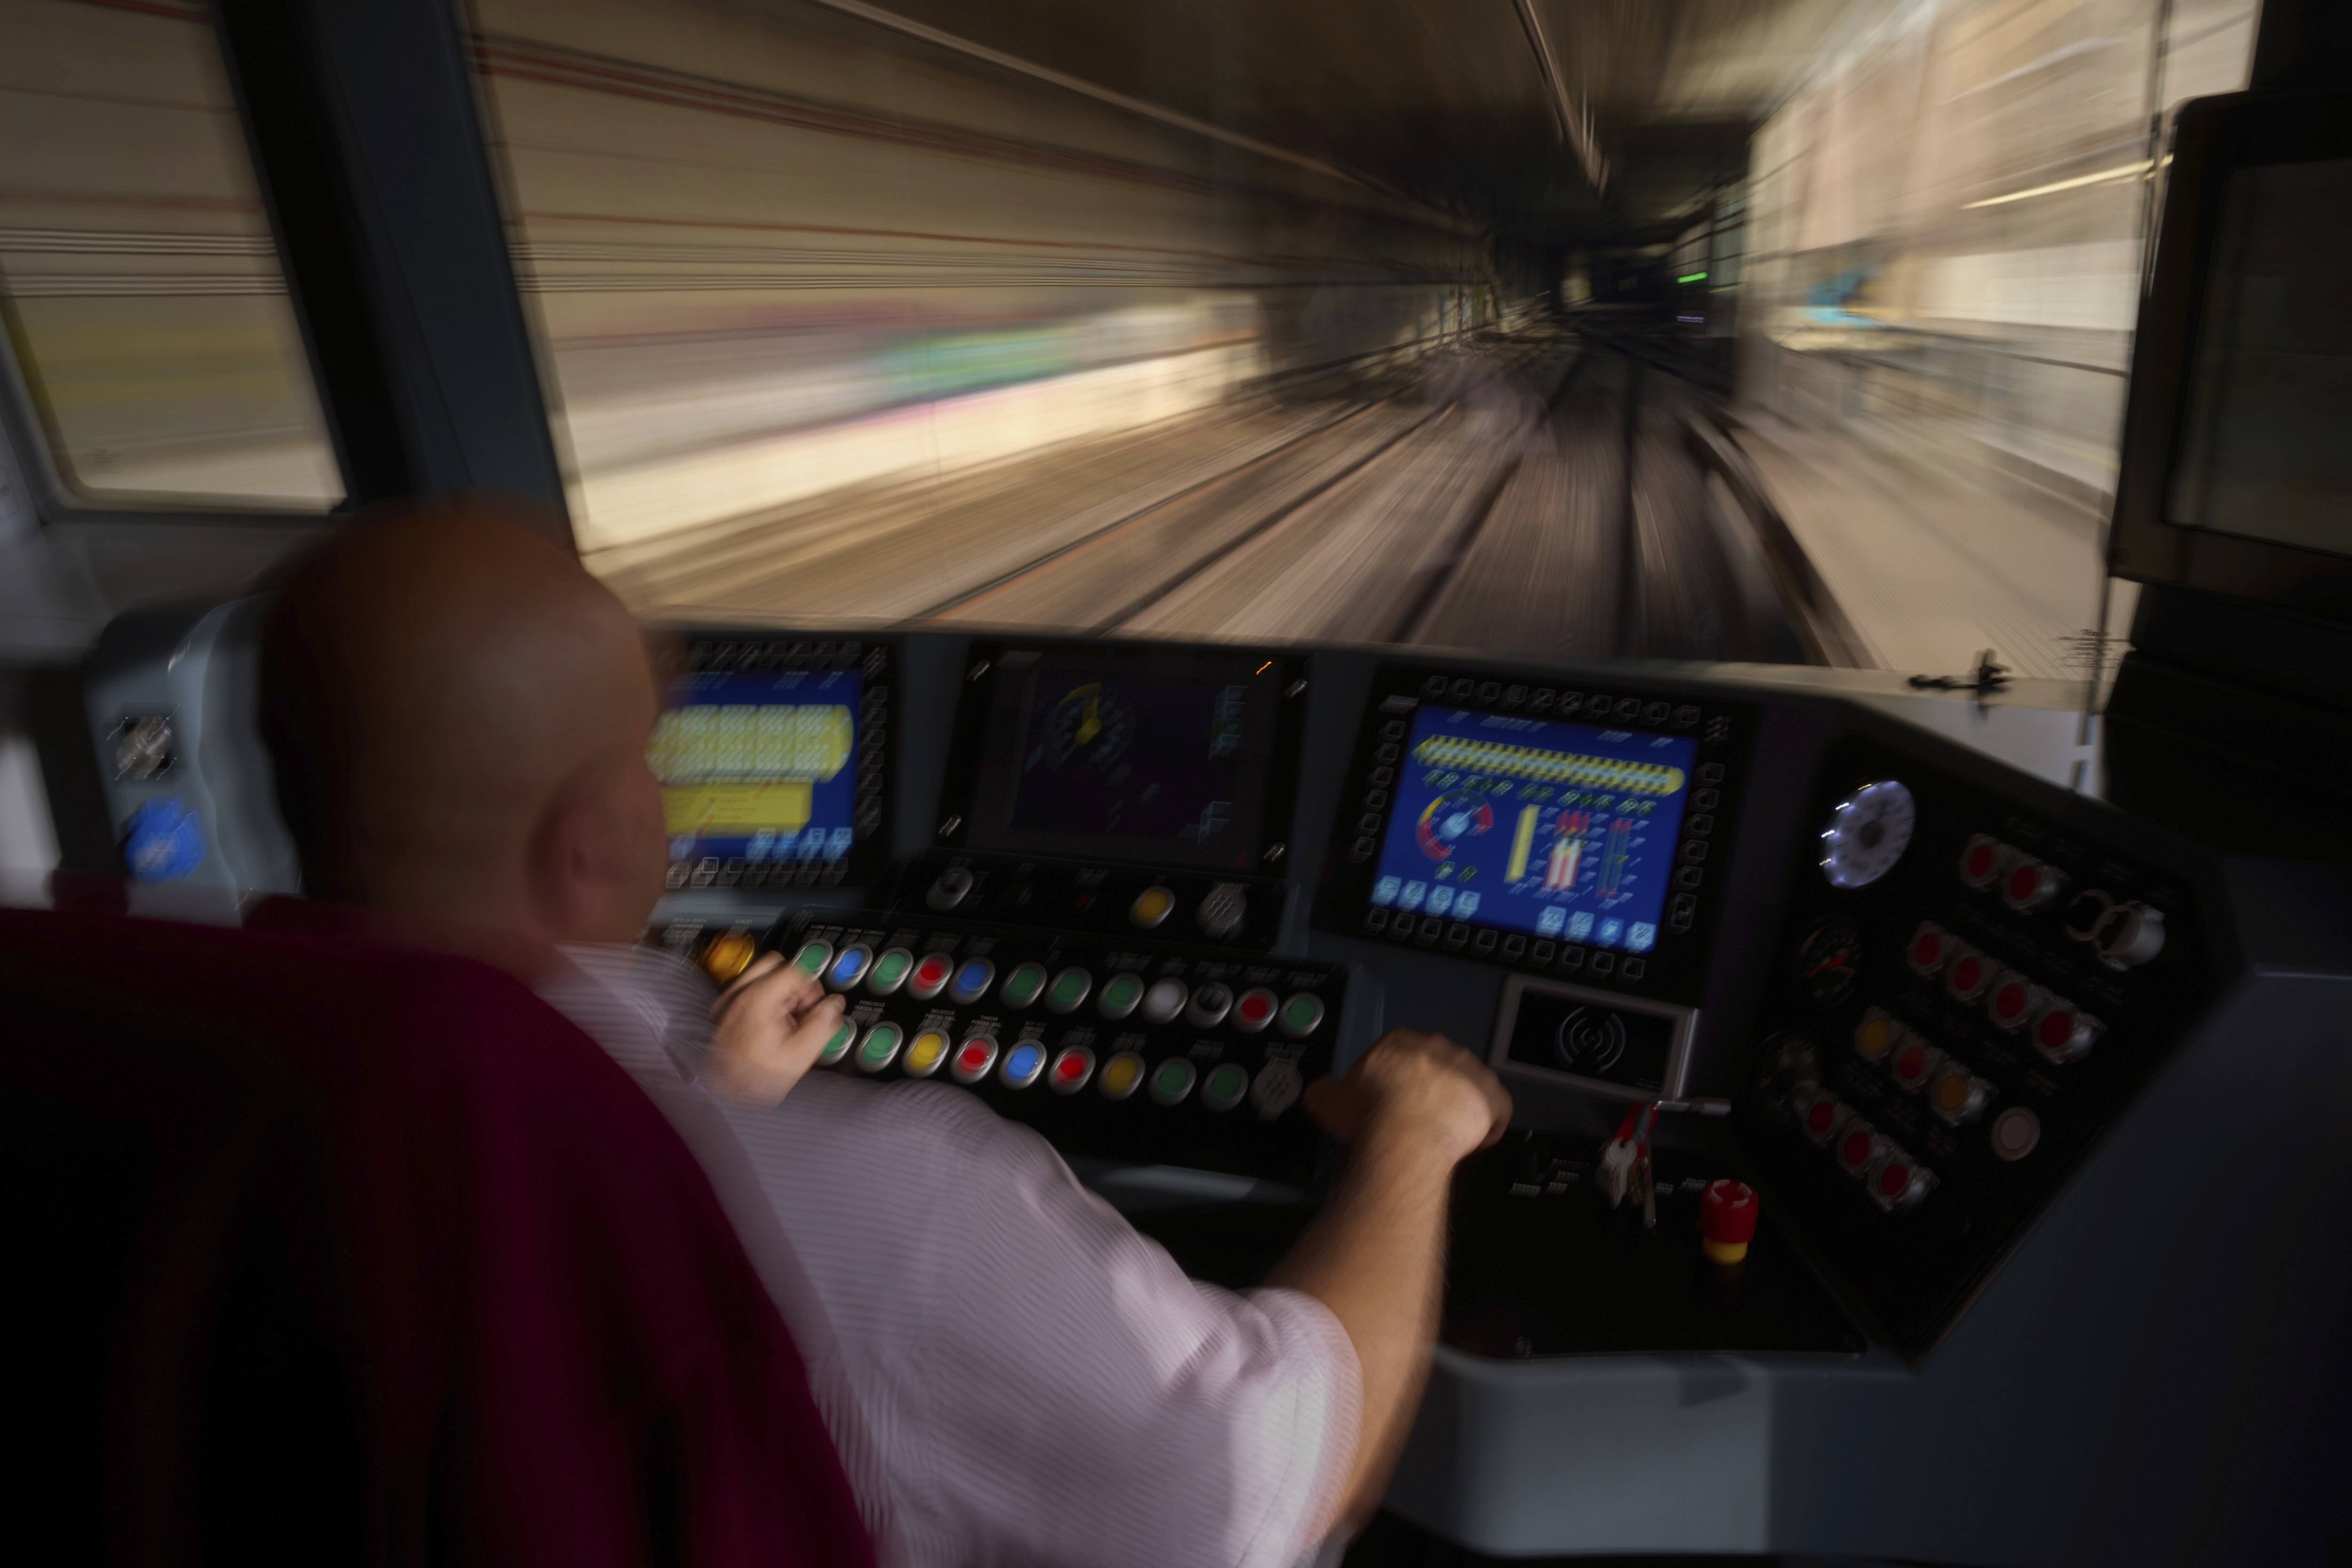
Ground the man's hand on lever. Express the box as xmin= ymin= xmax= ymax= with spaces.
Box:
xmin=704 ymin=951 xmax=847 ymax=1106
xmin=1268 ymin=1029 xmax=1512 ymax=1542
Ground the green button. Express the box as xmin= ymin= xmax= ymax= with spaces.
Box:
xmin=1150 ymin=1059 xmax=1196 ymax=1106
xmin=817 ymin=1019 xmax=856 ymax=1066
xmin=868 ymin=948 xmax=912 ymax=992
xmin=1047 ymin=966 xmax=1092 ymax=1013
xmin=1001 ymin=962 xmax=1049 ymax=1008
xmin=1098 ymin=973 xmax=1144 ymax=1019
xmin=1203 ymin=1064 xmax=1249 ymax=1111
xmin=1279 ymin=994 xmax=1326 ymax=1037
xmin=856 ymin=1022 xmax=904 ymax=1073
xmin=793 ymin=941 xmax=833 ymax=976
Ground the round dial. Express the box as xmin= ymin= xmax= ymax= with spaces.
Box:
xmin=1044 ymin=683 xmax=1134 ymax=769
xmin=1795 ymin=917 xmax=1862 ymax=1005
xmin=1820 ymin=779 xmax=1916 ymax=889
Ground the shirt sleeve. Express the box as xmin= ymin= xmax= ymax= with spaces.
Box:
xmin=772 ymin=1078 xmax=1362 ymax=1568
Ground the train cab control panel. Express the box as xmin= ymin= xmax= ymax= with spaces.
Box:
xmin=72 ymin=597 xmax=2341 ymax=1565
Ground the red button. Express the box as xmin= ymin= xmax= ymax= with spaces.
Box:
xmin=1966 ymin=844 xmax=1997 ymax=879
xmin=1806 ymin=1102 xmax=1837 ymax=1136
xmin=1993 ymin=982 xmax=2030 ymax=1020
xmin=957 ymin=1043 xmax=991 ymax=1070
xmin=1842 ymin=1131 xmax=1875 ymax=1167
xmin=915 ymin=955 xmax=951 ymax=984
xmin=1239 ymin=994 xmax=1273 ymax=1024
xmin=1879 ymin=1163 xmax=1911 ymax=1197
xmin=2039 ymin=1010 xmax=2075 ymax=1050
xmin=1912 ymin=933 xmax=1943 ymax=967
xmin=1895 ymin=1044 xmax=1927 ymax=1082
xmin=1056 ymin=1053 xmax=1087 ymax=1080
xmin=1952 ymin=956 xmax=1983 ymax=990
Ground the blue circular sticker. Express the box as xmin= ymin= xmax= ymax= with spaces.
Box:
xmin=124 ymin=796 xmax=206 ymax=882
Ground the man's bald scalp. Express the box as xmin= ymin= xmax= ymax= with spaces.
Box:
xmin=261 ymin=500 xmax=656 ymax=911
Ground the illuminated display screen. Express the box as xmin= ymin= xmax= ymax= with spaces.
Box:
xmin=1370 ymin=705 xmax=1695 ymax=952
xmin=965 ymin=647 xmax=1284 ymax=871
xmin=652 ymin=668 xmax=862 ymax=866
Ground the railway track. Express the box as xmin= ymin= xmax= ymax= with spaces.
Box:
xmin=610 ymin=324 xmax=1837 ymax=666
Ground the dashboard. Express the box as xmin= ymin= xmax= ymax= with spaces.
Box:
xmin=72 ymin=608 xmax=2352 ymax=1567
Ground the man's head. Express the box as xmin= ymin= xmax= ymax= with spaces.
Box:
xmin=260 ymin=497 xmax=668 ymax=947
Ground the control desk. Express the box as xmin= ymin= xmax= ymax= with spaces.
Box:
xmin=72 ymin=612 xmax=2352 ymax=1565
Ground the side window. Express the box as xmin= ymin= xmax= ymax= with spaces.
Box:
xmin=0 ymin=0 xmax=341 ymax=509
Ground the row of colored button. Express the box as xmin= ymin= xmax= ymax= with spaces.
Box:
xmin=792 ymin=940 xmax=1325 ymax=1036
xmin=1852 ymin=1007 xmax=1994 ymax=1127
xmin=1957 ymin=834 xmax=2065 ymax=912
xmin=1788 ymin=1084 xmax=1939 ymax=1211
xmin=1906 ymin=923 xmax=2104 ymax=1064
xmin=813 ymin=1019 xmax=1305 ymax=1114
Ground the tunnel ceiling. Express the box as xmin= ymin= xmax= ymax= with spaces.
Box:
xmin=846 ymin=0 xmax=1900 ymax=248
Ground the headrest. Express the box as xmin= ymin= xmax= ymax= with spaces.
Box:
xmin=0 ymin=907 xmax=873 ymax=1568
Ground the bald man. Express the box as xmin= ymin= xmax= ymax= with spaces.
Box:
xmin=258 ymin=500 xmax=1510 ymax=1568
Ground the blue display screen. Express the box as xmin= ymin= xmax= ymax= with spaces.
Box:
xmin=1369 ymin=705 xmax=1696 ymax=953
xmin=652 ymin=668 xmax=862 ymax=866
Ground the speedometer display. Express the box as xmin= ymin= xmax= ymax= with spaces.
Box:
xmin=1820 ymin=779 xmax=1916 ymax=889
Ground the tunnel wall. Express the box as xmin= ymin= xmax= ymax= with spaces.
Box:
xmin=468 ymin=0 xmax=1495 ymax=555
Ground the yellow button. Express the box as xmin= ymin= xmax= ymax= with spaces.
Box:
xmin=1854 ymin=1011 xmax=1892 ymax=1060
xmin=904 ymin=1029 xmax=951 ymax=1078
xmin=1129 ymin=886 xmax=1176 ymax=929
xmin=701 ymin=932 xmax=758 ymax=985
xmin=1099 ymin=1051 xmax=1146 ymax=1100
xmin=1935 ymin=1072 xmax=1971 ymax=1111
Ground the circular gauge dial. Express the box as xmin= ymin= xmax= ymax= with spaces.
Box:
xmin=1044 ymin=683 xmax=1134 ymax=769
xmin=1795 ymin=917 xmax=1862 ymax=1005
xmin=1820 ymin=780 xmax=1916 ymax=889
xmin=1416 ymin=789 xmax=1494 ymax=861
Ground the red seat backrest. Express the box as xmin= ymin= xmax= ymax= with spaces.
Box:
xmin=0 ymin=906 xmax=873 ymax=1568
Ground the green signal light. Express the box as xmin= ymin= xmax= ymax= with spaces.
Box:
xmin=1677 ymin=271 xmax=1708 ymax=284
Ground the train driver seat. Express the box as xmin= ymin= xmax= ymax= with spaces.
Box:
xmin=0 ymin=901 xmax=873 ymax=1568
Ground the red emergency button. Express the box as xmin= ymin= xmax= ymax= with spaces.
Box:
xmin=1907 ymin=923 xmax=1948 ymax=977
xmin=1700 ymin=1179 xmax=1758 ymax=1265
xmin=1233 ymin=988 xmax=1278 ymax=1034
xmin=907 ymin=952 xmax=954 ymax=1001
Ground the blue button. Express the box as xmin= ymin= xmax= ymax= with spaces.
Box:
xmin=949 ymin=958 xmax=995 ymax=1005
xmin=1000 ymin=1042 xmax=1045 ymax=1089
xmin=827 ymin=945 xmax=872 ymax=989
xmin=123 ymin=796 xmax=205 ymax=882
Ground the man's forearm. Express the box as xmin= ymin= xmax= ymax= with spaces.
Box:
xmin=1265 ymin=1121 xmax=1459 ymax=1535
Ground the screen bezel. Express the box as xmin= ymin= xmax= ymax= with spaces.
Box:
xmin=650 ymin=629 xmax=896 ymax=891
xmin=1314 ymin=664 xmax=1753 ymax=1008
xmin=936 ymin=637 xmax=1309 ymax=875
xmin=2109 ymin=88 xmax=2352 ymax=622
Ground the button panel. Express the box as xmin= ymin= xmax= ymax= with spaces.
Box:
xmin=1737 ymin=731 xmax=2214 ymax=1361
xmin=717 ymin=912 xmax=1349 ymax=1188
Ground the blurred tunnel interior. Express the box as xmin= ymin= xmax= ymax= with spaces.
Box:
xmin=0 ymin=0 xmax=2261 ymax=683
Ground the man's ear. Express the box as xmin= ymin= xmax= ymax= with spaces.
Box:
xmin=528 ymin=750 xmax=652 ymax=944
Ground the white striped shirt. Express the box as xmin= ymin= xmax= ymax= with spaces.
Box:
xmin=543 ymin=943 xmax=1361 ymax=1568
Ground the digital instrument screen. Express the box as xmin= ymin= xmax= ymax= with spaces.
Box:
xmin=653 ymin=667 xmax=862 ymax=868
xmin=962 ymin=646 xmax=1288 ymax=870
xmin=1369 ymin=705 xmax=1696 ymax=952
